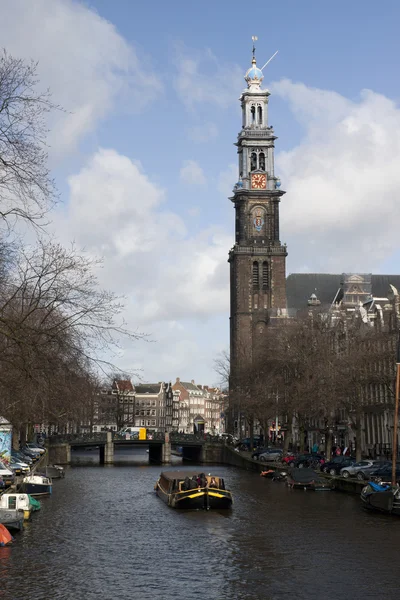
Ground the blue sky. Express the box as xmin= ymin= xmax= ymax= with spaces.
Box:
xmin=2 ymin=0 xmax=400 ymax=384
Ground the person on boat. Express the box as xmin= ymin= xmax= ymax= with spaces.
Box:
xmin=209 ymin=477 xmax=218 ymax=488
xmin=199 ymin=473 xmax=207 ymax=488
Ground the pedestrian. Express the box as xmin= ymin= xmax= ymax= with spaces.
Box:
xmin=336 ymin=446 xmax=341 ymax=456
xmin=312 ymin=442 xmax=318 ymax=454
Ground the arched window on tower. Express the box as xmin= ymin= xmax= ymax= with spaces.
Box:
xmin=250 ymin=105 xmax=256 ymax=125
xmin=259 ymin=152 xmax=265 ymax=171
xmin=250 ymin=152 xmax=257 ymax=171
xmin=253 ymin=262 xmax=259 ymax=289
xmin=262 ymin=262 xmax=269 ymax=290
xmin=258 ymin=105 xmax=263 ymax=124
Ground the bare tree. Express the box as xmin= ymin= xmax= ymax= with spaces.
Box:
xmin=0 ymin=50 xmax=60 ymax=231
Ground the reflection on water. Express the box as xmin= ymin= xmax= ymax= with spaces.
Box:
xmin=1 ymin=460 xmax=400 ymax=599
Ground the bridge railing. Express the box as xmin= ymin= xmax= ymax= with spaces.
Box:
xmin=48 ymin=431 xmax=225 ymax=445
xmin=48 ymin=432 xmax=107 ymax=445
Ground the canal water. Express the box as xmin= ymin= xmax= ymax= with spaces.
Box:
xmin=2 ymin=448 xmax=400 ymax=600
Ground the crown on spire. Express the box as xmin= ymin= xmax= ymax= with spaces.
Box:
xmin=244 ymin=35 xmax=264 ymax=88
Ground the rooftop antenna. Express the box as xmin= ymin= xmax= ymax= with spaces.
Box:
xmin=261 ymin=50 xmax=279 ymax=71
xmin=252 ymin=35 xmax=258 ymax=58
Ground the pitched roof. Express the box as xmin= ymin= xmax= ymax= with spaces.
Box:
xmin=286 ymin=273 xmax=400 ymax=312
xmin=134 ymin=384 xmax=161 ymax=394
xmin=113 ymin=379 xmax=134 ymax=393
xmin=180 ymin=381 xmax=200 ymax=391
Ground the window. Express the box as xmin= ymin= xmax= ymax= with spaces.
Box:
xmin=259 ymin=152 xmax=265 ymax=170
xmin=253 ymin=262 xmax=259 ymax=289
xmin=151 ymin=420 xmax=156 ymax=426
xmin=250 ymin=105 xmax=256 ymax=124
xmin=258 ymin=105 xmax=263 ymax=124
xmin=262 ymin=262 xmax=269 ymax=290
xmin=250 ymin=152 xmax=257 ymax=171
xmin=146 ymin=410 xmax=150 ymax=416
xmin=151 ymin=410 xmax=156 ymax=416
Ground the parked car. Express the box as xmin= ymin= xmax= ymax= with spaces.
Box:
xmin=0 ymin=461 xmax=14 ymax=487
xmin=294 ymin=454 xmax=325 ymax=469
xmin=12 ymin=450 xmax=33 ymax=466
xmin=356 ymin=461 xmax=391 ymax=481
xmin=340 ymin=460 xmax=382 ymax=479
xmin=252 ymin=447 xmax=270 ymax=460
xmin=370 ymin=464 xmax=400 ymax=483
xmin=258 ymin=448 xmax=283 ymax=462
xmin=237 ymin=437 xmax=261 ymax=451
xmin=322 ymin=456 xmax=356 ymax=475
xmin=9 ymin=456 xmax=30 ymax=475
xmin=20 ymin=447 xmax=40 ymax=462
xmin=25 ymin=442 xmax=45 ymax=455
xmin=282 ymin=453 xmax=297 ymax=466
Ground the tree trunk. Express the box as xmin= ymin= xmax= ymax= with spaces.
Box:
xmin=299 ymin=423 xmax=305 ymax=453
xmin=283 ymin=413 xmax=292 ymax=453
xmin=355 ymin=411 xmax=362 ymax=461
xmin=249 ymin=418 xmax=254 ymax=450
xmin=325 ymin=430 xmax=332 ymax=459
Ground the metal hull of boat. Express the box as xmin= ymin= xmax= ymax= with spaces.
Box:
xmin=361 ymin=489 xmax=400 ymax=515
xmin=0 ymin=511 xmax=24 ymax=532
xmin=156 ymin=483 xmax=232 ymax=509
xmin=20 ymin=483 xmax=52 ymax=496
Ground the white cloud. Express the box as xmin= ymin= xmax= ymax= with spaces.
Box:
xmin=0 ymin=0 xmax=162 ymax=158
xmin=173 ymin=44 xmax=242 ymax=110
xmin=55 ymin=148 xmax=230 ymax=323
xmin=179 ymin=160 xmax=206 ymax=186
xmin=52 ymin=148 xmax=231 ymax=379
xmin=272 ymin=79 xmax=400 ymax=272
xmin=187 ymin=122 xmax=219 ymax=143
xmin=217 ymin=164 xmax=237 ymax=197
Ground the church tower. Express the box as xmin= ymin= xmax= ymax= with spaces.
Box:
xmin=229 ymin=46 xmax=287 ymax=374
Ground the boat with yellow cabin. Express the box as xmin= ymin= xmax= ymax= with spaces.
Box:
xmin=155 ymin=470 xmax=233 ymax=509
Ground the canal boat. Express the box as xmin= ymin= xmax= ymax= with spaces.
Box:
xmin=0 ymin=523 xmax=13 ymax=546
xmin=155 ymin=471 xmax=233 ymax=509
xmin=0 ymin=494 xmax=41 ymax=520
xmin=0 ymin=508 xmax=24 ymax=532
xmin=361 ymin=482 xmax=400 ymax=515
xmin=20 ymin=474 xmax=52 ymax=496
xmin=286 ymin=468 xmax=331 ymax=491
xmin=45 ymin=465 xmax=65 ymax=479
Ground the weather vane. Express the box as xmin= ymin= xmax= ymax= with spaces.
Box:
xmin=252 ymin=35 xmax=258 ymax=58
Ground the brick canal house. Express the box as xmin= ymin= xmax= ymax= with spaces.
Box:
xmin=172 ymin=378 xmax=225 ymax=434
xmin=93 ymin=380 xmax=177 ymax=433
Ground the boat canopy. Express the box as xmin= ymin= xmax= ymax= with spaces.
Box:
xmin=289 ymin=468 xmax=320 ymax=483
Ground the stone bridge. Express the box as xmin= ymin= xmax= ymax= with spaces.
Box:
xmin=47 ymin=432 xmax=225 ymax=465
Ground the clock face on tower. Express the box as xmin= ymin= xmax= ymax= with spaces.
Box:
xmin=251 ymin=173 xmax=267 ymax=189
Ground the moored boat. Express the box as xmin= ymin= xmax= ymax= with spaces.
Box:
xmin=287 ymin=468 xmax=331 ymax=491
xmin=20 ymin=474 xmax=52 ymax=496
xmin=0 ymin=509 xmax=24 ymax=532
xmin=155 ymin=471 xmax=233 ymax=509
xmin=0 ymin=493 xmax=41 ymax=520
xmin=361 ymin=482 xmax=400 ymax=515
xmin=0 ymin=523 xmax=13 ymax=546
xmin=45 ymin=465 xmax=65 ymax=479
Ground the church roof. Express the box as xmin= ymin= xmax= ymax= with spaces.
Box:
xmin=286 ymin=273 xmax=400 ymax=311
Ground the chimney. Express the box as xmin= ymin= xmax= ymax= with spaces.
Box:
xmin=191 ymin=379 xmax=195 ymax=385
xmin=176 ymin=377 xmax=180 ymax=383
